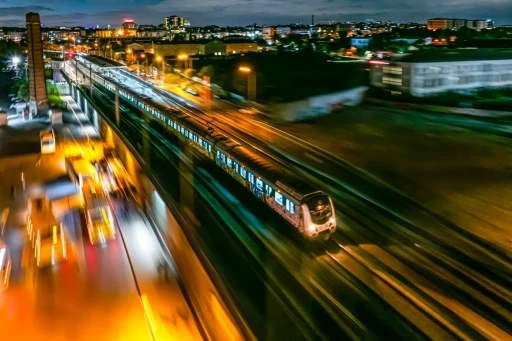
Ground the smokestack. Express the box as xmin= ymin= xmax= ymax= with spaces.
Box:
xmin=311 ymin=15 xmax=314 ymax=26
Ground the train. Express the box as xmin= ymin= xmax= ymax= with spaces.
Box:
xmin=83 ymin=60 xmax=337 ymax=240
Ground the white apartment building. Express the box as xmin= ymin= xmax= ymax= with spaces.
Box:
xmin=370 ymin=49 xmax=512 ymax=96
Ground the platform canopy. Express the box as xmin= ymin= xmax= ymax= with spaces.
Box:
xmin=81 ymin=55 xmax=125 ymax=69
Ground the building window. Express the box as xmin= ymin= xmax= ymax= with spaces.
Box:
xmin=383 ymin=76 xmax=402 ymax=86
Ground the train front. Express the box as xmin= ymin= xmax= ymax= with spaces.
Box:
xmin=302 ymin=193 xmax=336 ymax=241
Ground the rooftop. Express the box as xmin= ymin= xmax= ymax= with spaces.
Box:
xmin=80 ymin=54 xmax=125 ymax=68
xmin=393 ymin=48 xmax=512 ymax=63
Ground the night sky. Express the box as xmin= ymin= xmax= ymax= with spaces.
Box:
xmin=0 ymin=0 xmax=510 ymax=27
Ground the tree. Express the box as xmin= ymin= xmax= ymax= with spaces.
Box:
xmin=199 ymin=65 xmax=217 ymax=79
xmin=368 ymin=33 xmax=391 ymax=51
xmin=12 ymin=78 xmax=28 ymax=102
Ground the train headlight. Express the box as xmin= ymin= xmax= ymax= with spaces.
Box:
xmin=307 ymin=225 xmax=317 ymax=234
xmin=329 ymin=217 xmax=335 ymax=224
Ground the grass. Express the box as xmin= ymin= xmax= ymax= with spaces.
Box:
xmin=46 ymin=81 xmax=64 ymax=105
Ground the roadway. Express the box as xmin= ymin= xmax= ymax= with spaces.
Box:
xmin=65 ymin=58 xmax=512 ymax=340
xmin=0 ymin=97 xmax=201 ymax=340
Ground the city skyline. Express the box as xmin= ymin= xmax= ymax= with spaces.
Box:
xmin=0 ymin=0 xmax=510 ymax=27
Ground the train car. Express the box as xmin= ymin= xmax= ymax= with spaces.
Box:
xmin=88 ymin=65 xmax=337 ymax=240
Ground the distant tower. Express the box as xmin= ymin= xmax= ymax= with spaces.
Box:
xmin=26 ymin=12 xmax=48 ymax=118
xmin=311 ymin=15 xmax=315 ymax=26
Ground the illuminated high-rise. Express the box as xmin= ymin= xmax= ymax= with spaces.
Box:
xmin=165 ymin=15 xmax=185 ymax=29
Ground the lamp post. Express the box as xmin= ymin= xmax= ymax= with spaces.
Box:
xmin=239 ymin=66 xmax=256 ymax=102
xmin=156 ymin=56 xmax=165 ymax=86
xmin=178 ymin=54 xmax=191 ymax=70
xmin=126 ymin=48 xmax=132 ymax=64
xmin=139 ymin=53 xmax=146 ymax=75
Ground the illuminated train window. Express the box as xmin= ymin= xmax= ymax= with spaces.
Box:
xmin=275 ymin=192 xmax=283 ymax=205
xmin=286 ymin=200 xmax=295 ymax=214
xmin=256 ymin=178 xmax=263 ymax=189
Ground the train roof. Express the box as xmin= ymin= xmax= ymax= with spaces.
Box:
xmin=226 ymin=145 xmax=317 ymax=199
xmin=116 ymin=80 xmax=320 ymax=200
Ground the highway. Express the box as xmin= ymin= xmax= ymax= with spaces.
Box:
xmin=65 ymin=58 xmax=512 ymax=340
xmin=0 ymin=100 xmax=201 ymax=340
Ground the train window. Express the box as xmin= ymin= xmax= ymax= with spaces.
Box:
xmin=208 ymin=144 xmax=212 ymax=153
xmin=286 ymin=200 xmax=295 ymax=214
xmin=227 ymin=158 xmax=232 ymax=167
xmin=265 ymin=184 xmax=273 ymax=196
xmin=256 ymin=178 xmax=263 ymax=190
xmin=199 ymin=138 xmax=203 ymax=145
xmin=233 ymin=162 xmax=239 ymax=172
xmin=275 ymin=192 xmax=283 ymax=205
xmin=221 ymin=153 xmax=226 ymax=163
xmin=248 ymin=173 xmax=255 ymax=184
xmin=240 ymin=168 xmax=247 ymax=178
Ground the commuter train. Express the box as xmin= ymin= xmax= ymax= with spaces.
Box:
xmin=86 ymin=63 xmax=337 ymax=240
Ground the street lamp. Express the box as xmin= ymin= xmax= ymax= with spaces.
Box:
xmin=137 ymin=53 xmax=145 ymax=76
xmin=178 ymin=54 xmax=191 ymax=69
xmin=239 ymin=66 xmax=256 ymax=102
xmin=126 ymin=48 xmax=132 ymax=63
xmin=140 ymin=53 xmax=148 ymax=72
xmin=156 ymin=56 xmax=165 ymax=86
xmin=12 ymin=56 xmax=20 ymax=65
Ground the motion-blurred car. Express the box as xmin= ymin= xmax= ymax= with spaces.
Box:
xmin=184 ymin=88 xmax=199 ymax=96
xmin=0 ymin=239 xmax=12 ymax=291
xmin=239 ymin=107 xmax=262 ymax=115
xmin=35 ymin=224 xmax=71 ymax=268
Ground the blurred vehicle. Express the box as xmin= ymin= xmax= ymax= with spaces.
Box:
xmin=185 ymin=88 xmax=199 ymax=96
xmin=11 ymin=97 xmax=18 ymax=102
xmin=0 ymin=111 xmax=8 ymax=127
xmin=66 ymin=156 xmax=98 ymax=187
xmin=82 ymin=179 xmax=115 ymax=245
xmin=35 ymin=224 xmax=70 ymax=267
xmin=8 ymin=93 xmax=15 ymax=97
xmin=40 ymin=129 xmax=56 ymax=154
xmin=0 ymin=239 xmax=11 ymax=291
xmin=239 ymin=107 xmax=261 ymax=115
xmin=27 ymin=197 xmax=70 ymax=267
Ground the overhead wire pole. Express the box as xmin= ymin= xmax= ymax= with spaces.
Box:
xmin=89 ymin=62 xmax=93 ymax=98
xmin=115 ymin=84 xmax=120 ymax=126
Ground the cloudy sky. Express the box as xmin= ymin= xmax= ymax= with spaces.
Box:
xmin=0 ymin=0 xmax=511 ymax=27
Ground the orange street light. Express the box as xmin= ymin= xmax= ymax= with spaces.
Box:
xmin=156 ymin=56 xmax=162 ymax=61
xmin=177 ymin=54 xmax=188 ymax=60
xmin=126 ymin=48 xmax=132 ymax=54
xmin=239 ymin=66 xmax=251 ymax=73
